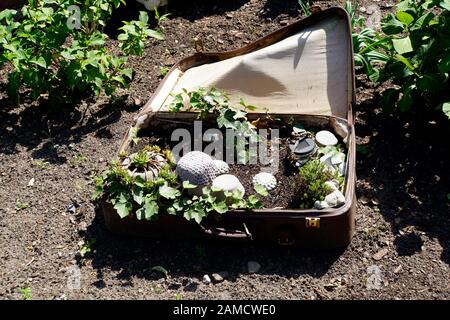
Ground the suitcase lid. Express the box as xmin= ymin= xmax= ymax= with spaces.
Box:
xmin=136 ymin=7 xmax=354 ymax=123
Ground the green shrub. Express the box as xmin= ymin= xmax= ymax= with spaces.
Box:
xmin=291 ymin=160 xmax=338 ymax=209
xmin=0 ymin=0 xmax=164 ymax=103
xmin=346 ymin=0 xmax=450 ymax=119
xmin=344 ymin=0 xmax=390 ymax=82
xmin=379 ymin=0 xmax=450 ymax=118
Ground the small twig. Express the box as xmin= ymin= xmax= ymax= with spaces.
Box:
xmin=25 ymin=258 xmax=35 ymax=267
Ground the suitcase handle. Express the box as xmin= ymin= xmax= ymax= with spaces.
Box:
xmin=200 ymin=226 xmax=253 ymax=240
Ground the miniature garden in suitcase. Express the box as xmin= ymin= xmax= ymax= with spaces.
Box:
xmin=0 ymin=0 xmax=449 ymax=301
xmin=94 ymin=86 xmax=349 ymax=222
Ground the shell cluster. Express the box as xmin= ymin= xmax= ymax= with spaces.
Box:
xmin=252 ymin=172 xmax=277 ymax=191
xmin=314 ymin=189 xmax=345 ymax=209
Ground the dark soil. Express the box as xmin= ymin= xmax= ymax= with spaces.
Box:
xmin=0 ymin=0 xmax=449 ymax=300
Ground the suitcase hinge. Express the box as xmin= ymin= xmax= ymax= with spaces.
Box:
xmin=305 ymin=217 xmax=320 ymax=229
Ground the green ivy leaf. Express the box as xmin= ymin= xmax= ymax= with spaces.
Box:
xmin=247 ymin=195 xmax=262 ymax=209
xmin=212 ymin=201 xmax=228 ymax=214
xmin=136 ymin=199 xmax=159 ymax=220
xmin=253 ymin=183 xmax=269 ymax=197
xmin=132 ymin=187 xmax=145 ymax=205
xmin=184 ymin=208 xmax=205 ymax=224
xmin=159 ymin=184 xmax=180 ymax=199
xmin=182 ymin=181 xmax=197 ymax=189
xmin=113 ymin=201 xmax=132 ymax=219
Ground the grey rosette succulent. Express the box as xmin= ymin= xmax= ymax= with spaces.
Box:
xmin=122 ymin=150 xmax=168 ymax=181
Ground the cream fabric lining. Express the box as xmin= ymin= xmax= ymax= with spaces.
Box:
xmin=157 ymin=15 xmax=351 ymax=119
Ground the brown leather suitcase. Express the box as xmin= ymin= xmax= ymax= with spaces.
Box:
xmin=102 ymin=7 xmax=357 ymax=249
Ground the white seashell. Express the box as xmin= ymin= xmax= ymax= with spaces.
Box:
xmin=252 ymin=172 xmax=277 ymax=191
xmin=314 ymin=200 xmax=329 ymax=209
xmin=324 ymin=180 xmax=339 ymax=192
xmin=212 ymin=174 xmax=245 ymax=199
xmin=324 ymin=190 xmax=346 ymax=207
xmin=331 ymin=152 xmax=346 ymax=165
xmin=213 ymin=159 xmax=229 ymax=175
xmin=176 ymin=151 xmax=217 ymax=186
xmin=315 ymin=130 xmax=338 ymax=146
xmin=320 ymin=154 xmax=336 ymax=173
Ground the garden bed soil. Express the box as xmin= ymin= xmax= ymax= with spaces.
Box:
xmin=0 ymin=0 xmax=449 ymax=300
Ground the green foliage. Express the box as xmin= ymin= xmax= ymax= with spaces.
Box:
xmin=169 ymin=87 xmax=260 ymax=163
xmin=118 ymin=11 xmax=164 ymax=56
xmin=253 ymin=183 xmax=269 ymax=197
xmin=160 ymin=65 xmax=169 ymax=77
xmin=298 ymin=0 xmax=313 ymax=16
xmin=347 ymin=0 xmax=450 ymax=119
xmin=378 ymin=0 xmax=450 ymax=117
xmin=131 ymin=149 xmax=151 ymax=169
xmin=0 ymin=0 xmax=165 ymax=103
xmin=15 ymin=200 xmax=28 ymax=211
xmin=292 ymin=160 xmax=339 ymax=208
xmin=94 ymin=144 xmax=263 ymax=224
xmin=19 ymin=287 xmax=32 ymax=300
xmin=344 ymin=1 xmax=390 ymax=82
xmin=79 ymin=238 xmax=96 ymax=257
xmin=32 ymin=160 xmax=50 ymax=170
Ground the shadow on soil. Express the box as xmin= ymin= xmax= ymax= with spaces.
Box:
xmin=354 ymin=78 xmax=450 ymax=265
xmin=0 ymin=93 xmax=138 ymax=163
xmin=83 ymin=211 xmax=343 ymax=285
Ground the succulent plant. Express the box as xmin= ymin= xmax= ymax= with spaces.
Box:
xmin=122 ymin=148 xmax=168 ymax=181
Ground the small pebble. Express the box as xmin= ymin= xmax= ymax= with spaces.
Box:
xmin=247 ymin=261 xmax=261 ymax=274
xmin=202 ymin=274 xmax=211 ymax=284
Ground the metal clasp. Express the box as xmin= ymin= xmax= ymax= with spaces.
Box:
xmin=305 ymin=217 xmax=320 ymax=229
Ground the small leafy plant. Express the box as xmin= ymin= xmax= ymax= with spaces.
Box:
xmin=79 ymin=238 xmax=96 ymax=258
xmin=169 ymin=87 xmax=260 ymax=163
xmin=19 ymin=287 xmax=32 ymax=300
xmin=15 ymin=200 xmax=29 ymax=211
xmin=291 ymin=160 xmax=340 ymax=208
xmin=0 ymin=0 xmax=165 ymax=103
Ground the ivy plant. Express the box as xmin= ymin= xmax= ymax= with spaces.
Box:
xmin=93 ymin=145 xmax=263 ymax=224
xmin=169 ymin=87 xmax=260 ymax=163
